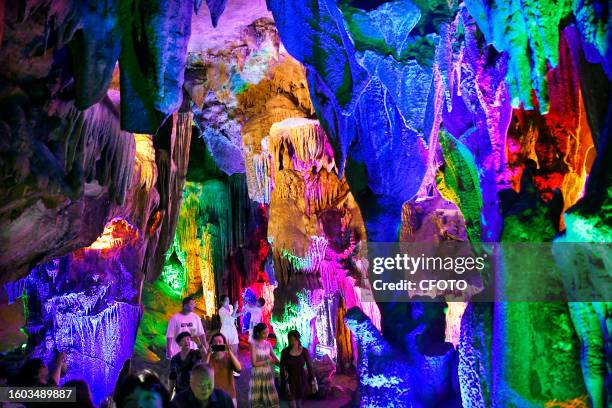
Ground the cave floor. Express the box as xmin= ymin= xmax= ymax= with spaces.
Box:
xmin=233 ymin=347 xmax=358 ymax=408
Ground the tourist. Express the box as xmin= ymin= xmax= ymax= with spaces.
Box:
xmin=280 ymin=330 xmax=315 ymax=408
xmin=1 ymin=364 xmax=25 ymax=407
xmin=218 ymin=295 xmax=240 ymax=359
xmin=114 ymin=371 xmax=172 ymax=408
xmin=17 ymin=351 xmax=66 ymax=387
xmin=205 ymin=333 xmax=241 ymax=407
xmin=249 ymin=323 xmax=280 ymax=408
xmin=166 ymin=296 xmax=208 ymax=360
xmin=169 ymin=331 xmax=205 ymax=396
xmin=172 ymin=363 xmax=233 ymax=408
xmin=242 ymin=297 xmax=265 ymax=343
xmin=56 ymin=379 xmax=96 ymax=408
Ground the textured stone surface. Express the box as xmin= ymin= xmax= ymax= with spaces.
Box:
xmin=464 ymin=0 xmax=573 ymax=110
xmin=0 ymin=1 xmax=610 ymax=407
xmin=0 ymin=0 xmax=198 ymax=282
xmin=345 ymin=306 xmax=456 ymax=407
xmin=185 ymin=17 xmax=283 ymax=175
xmin=266 ymin=118 xmax=381 ymax=357
xmin=0 ymin=97 xmax=135 ymax=283
xmin=506 ymin=29 xmax=596 ymax=231
xmin=267 ymin=0 xmax=451 ymax=242
xmin=0 ymin=0 xmax=197 ymax=133
xmin=458 ymin=303 xmax=492 ymax=408
xmin=1 ymin=114 xmax=192 ymax=404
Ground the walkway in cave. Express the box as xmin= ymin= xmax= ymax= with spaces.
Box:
xmin=233 ymin=345 xmax=357 ymax=408
xmin=133 ymin=335 xmax=357 ymax=408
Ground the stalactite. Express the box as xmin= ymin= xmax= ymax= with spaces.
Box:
xmin=245 ymin=149 xmax=272 ymax=204
xmin=269 ymin=118 xmax=336 ymax=174
xmin=134 ymin=134 xmax=157 ymax=193
xmin=149 ymin=112 xmax=193 ymax=281
xmin=3 ymin=276 xmax=29 ymax=305
xmin=200 ymin=228 xmax=217 ymax=317
xmin=506 ymin=29 xmax=596 ymax=230
xmin=55 ymin=301 xmax=141 ymax=404
xmin=267 ymin=118 xmax=345 ymax=216
xmin=464 ymin=0 xmax=573 ymax=110
xmin=280 ymin=236 xmax=328 ymax=274
xmin=436 ymin=131 xmax=483 ymax=244
xmin=172 ymin=180 xmax=229 ymax=315
xmin=265 ymin=114 xmax=382 ymax=363
xmin=60 ymin=99 xmax=136 ymax=205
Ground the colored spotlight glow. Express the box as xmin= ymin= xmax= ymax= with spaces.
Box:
xmin=270 ymin=290 xmax=317 ymax=352
xmin=86 ymin=218 xmax=139 ymax=252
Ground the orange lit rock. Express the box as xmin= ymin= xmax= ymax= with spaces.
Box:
xmin=506 ymin=31 xmax=595 ymax=229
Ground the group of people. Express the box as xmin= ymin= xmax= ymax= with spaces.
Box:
xmin=165 ymin=296 xmax=316 ymax=407
xmin=5 ymin=294 xmax=317 ymax=408
xmin=2 ymin=353 xmax=97 ymax=408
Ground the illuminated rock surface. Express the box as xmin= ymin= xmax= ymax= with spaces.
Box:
xmin=0 ymin=0 xmax=610 ymax=407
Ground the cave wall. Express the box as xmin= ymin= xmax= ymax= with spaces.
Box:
xmin=265 ymin=0 xmax=611 ymax=407
xmin=0 ymin=0 xmax=610 ymax=407
xmin=0 ymin=0 xmax=200 ymax=403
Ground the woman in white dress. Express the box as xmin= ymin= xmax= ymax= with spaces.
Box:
xmin=218 ymin=295 xmax=240 ymax=358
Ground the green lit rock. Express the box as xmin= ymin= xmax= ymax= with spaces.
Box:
xmin=436 ymin=131 xmax=483 ymax=244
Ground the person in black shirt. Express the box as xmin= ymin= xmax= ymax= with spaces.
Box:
xmin=17 ymin=351 xmax=66 ymax=387
xmin=169 ymin=331 xmax=204 ymax=396
xmin=172 ymin=363 xmax=233 ymax=408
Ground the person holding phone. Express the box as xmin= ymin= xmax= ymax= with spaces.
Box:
xmin=205 ymin=333 xmax=241 ymax=407
xmin=218 ymin=295 xmax=241 ymax=360
xmin=243 ymin=297 xmax=265 ymax=343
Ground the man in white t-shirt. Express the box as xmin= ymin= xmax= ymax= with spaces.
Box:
xmin=166 ymin=296 xmax=208 ymax=359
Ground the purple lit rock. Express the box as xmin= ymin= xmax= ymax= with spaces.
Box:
xmin=24 ymin=242 xmax=143 ymax=406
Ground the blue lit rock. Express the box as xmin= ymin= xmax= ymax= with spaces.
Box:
xmin=267 ymin=0 xmax=448 ymax=241
xmin=440 ymin=9 xmax=512 ymax=242
xmin=120 ymin=0 xmax=195 ymax=133
xmin=344 ymin=306 xmax=417 ymax=407
xmin=70 ymin=1 xmax=122 ymax=109
xmin=458 ymin=303 xmax=492 ymax=408
xmin=345 ymin=306 xmax=456 ymax=407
